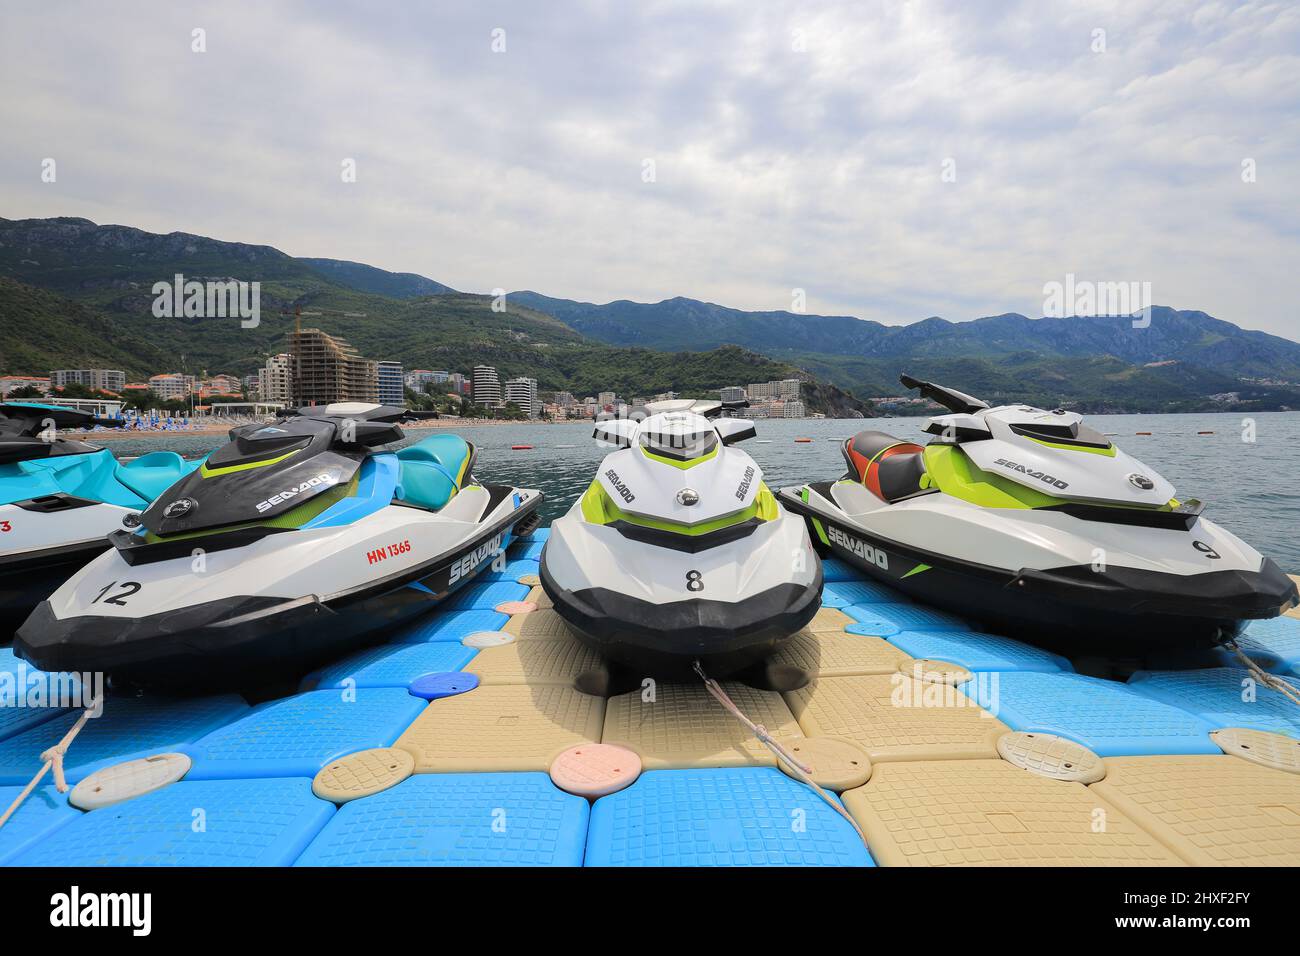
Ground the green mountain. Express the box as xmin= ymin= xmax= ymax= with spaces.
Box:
xmin=0 ymin=217 xmax=868 ymax=415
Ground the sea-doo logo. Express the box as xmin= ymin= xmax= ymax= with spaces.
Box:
xmin=604 ymin=469 xmax=635 ymax=503
xmin=828 ymin=526 xmax=890 ymax=570
xmin=255 ymin=473 xmax=338 ymax=513
xmin=735 ymin=465 xmax=755 ymax=501
xmin=162 ymin=498 xmax=194 ymax=518
xmin=449 ymin=532 xmax=505 ymax=585
xmin=993 ymin=458 xmax=1069 ymax=490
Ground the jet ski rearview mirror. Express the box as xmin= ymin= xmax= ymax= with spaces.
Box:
xmin=715 ymin=418 xmax=757 ymax=445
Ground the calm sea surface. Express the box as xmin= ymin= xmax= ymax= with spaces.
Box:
xmin=111 ymin=411 xmax=1300 ymax=571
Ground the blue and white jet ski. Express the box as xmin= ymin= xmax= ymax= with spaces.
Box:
xmin=0 ymin=402 xmax=200 ymax=629
xmin=16 ymin=403 xmax=543 ymax=687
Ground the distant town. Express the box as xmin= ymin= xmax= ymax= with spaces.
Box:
xmin=0 ymin=326 xmax=815 ymax=426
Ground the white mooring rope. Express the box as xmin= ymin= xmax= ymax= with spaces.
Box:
xmin=692 ymin=660 xmax=869 ymax=847
xmin=1222 ymin=640 xmax=1300 ymax=709
xmin=0 ymin=693 xmax=102 ymax=830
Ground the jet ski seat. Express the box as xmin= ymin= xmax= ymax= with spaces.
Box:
xmin=114 ymin=451 xmax=196 ymax=501
xmin=395 ymin=434 xmax=474 ymax=512
xmin=842 ymin=430 xmax=932 ymax=503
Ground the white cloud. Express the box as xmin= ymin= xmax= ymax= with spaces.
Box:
xmin=0 ymin=0 xmax=1296 ymax=338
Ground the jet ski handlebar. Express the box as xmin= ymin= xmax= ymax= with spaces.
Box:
xmin=900 ymin=374 xmax=990 ymax=415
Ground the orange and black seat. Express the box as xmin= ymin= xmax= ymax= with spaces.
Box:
xmin=841 ymin=430 xmax=931 ymax=503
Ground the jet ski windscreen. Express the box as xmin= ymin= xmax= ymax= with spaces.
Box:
xmin=638 ymin=415 xmax=719 ymax=462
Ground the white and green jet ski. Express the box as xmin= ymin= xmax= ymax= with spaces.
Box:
xmin=781 ymin=375 xmax=1297 ymax=650
xmin=541 ymin=399 xmax=822 ymax=676
xmin=16 ymin=403 xmax=542 ymax=687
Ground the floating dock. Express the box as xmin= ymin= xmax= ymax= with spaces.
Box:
xmin=3 ymin=528 xmax=1300 ymax=867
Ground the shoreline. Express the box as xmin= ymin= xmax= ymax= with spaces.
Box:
xmin=64 ymin=418 xmax=583 ymax=439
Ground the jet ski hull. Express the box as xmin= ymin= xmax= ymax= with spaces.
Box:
xmin=783 ymin=489 xmax=1298 ymax=651
xmin=15 ymin=489 xmax=542 ymax=689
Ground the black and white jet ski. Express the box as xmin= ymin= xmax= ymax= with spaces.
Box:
xmin=16 ymin=403 xmax=542 ymax=687
xmin=781 ymin=375 xmax=1297 ymax=650
xmin=0 ymin=402 xmax=201 ymax=629
xmin=541 ymin=399 xmax=822 ymax=676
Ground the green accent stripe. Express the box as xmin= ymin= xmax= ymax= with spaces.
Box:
xmin=1024 ymin=435 xmax=1116 ymax=457
xmin=902 ymin=563 xmax=931 ymax=579
xmin=200 ymin=448 xmax=300 ymax=478
xmin=639 ymin=443 xmax=719 ymax=470
xmin=145 ymin=471 xmax=360 ymax=543
xmin=581 ymin=478 xmax=777 ymax=535
xmin=811 ymin=517 xmax=830 ymax=547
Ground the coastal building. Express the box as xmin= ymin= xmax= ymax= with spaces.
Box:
xmin=746 ymin=379 xmax=801 ymax=401
xmin=258 ymin=354 xmax=293 ymax=405
xmin=472 ymin=365 xmax=502 ymax=408
xmin=782 ymin=400 xmax=807 ymax=418
xmin=505 ymin=376 xmax=539 ymax=418
xmin=553 ymin=391 xmax=576 ymax=408
xmin=448 ymin=373 xmax=467 ymax=394
xmin=289 ymin=327 xmax=378 ymax=407
xmin=0 ymin=375 xmax=50 ymax=396
xmin=148 ymin=373 xmax=195 ymax=399
xmin=719 ymin=386 xmax=747 ymax=403
xmin=377 ymin=361 xmax=405 ymax=406
xmin=597 ymin=391 xmax=616 ymax=408
xmin=50 ymin=369 xmax=127 ymax=393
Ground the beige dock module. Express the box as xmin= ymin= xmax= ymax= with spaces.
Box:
xmin=786 ymin=675 xmax=1006 ymax=763
xmin=900 ymin=659 xmax=974 ymax=686
xmin=804 ymin=608 xmax=857 ymax=634
xmin=522 ymin=585 xmax=554 ymax=610
xmin=842 ymin=759 xmax=1184 ymax=867
xmin=777 ymin=737 xmax=872 ymax=791
xmin=602 ymin=680 xmax=803 ymax=769
xmin=517 ymin=573 xmax=541 ymax=586
xmin=396 ymin=684 xmax=606 ymax=773
xmin=1090 ymin=755 xmax=1300 ymax=866
xmin=1211 ymin=727 xmax=1300 ymax=774
xmin=768 ymin=629 xmax=911 ymax=678
xmin=312 ymin=747 xmax=414 ymax=803
xmin=997 ymin=732 xmax=1105 ymax=784
xmin=502 ymin=608 xmax=576 ymax=640
xmin=466 ymin=638 xmax=604 ymax=686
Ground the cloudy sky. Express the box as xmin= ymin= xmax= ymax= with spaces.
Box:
xmin=2 ymin=1 xmax=1297 ymax=337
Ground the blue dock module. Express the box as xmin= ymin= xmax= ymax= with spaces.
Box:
xmin=0 ymin=785 xmax=80 ymax=865
xmin=818 ymin=557 xmax=860 ymax=583
xmin=304 ymin=642 xmax=477 ymax=691
xmin=585 ymin=768 xmax=874 ymax=867
xmin=1214 ymin=616 xmax=1300 ymax=672
xmin=439 ymin=581 xmax=532 ymax=611
xmin=395 ymin=609 xmax=510 ymax=644
xmin=886 ymin=629 xmax=1072 ymax=673
xmin=479 ymin=557 xmax=540 ymax=584
xmin=960 ymin=671 xmax=1219 ymax=757
xmin=0 ymin=694 xmax=248 ymax=787
xmin=844 ymin=603 xmax=972 ymax=638
xmin=820 ymin=580 xmax=914 ymax=609
xmin=511 ymin=539 xmax=547 ymax=561
xmin=0 ymin=648 xmax=77 ymax=742
xmin=1127 ymin=667 xmax=1300 ymax=737
xmin=185 ymin=688 xmax=427 ymax=780
xmin=295 ymin=772 xmax=588 ymax=866
xmin=8 ymin=778 xmax=333 ymax=866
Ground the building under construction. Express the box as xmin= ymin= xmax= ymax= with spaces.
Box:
xmin=288 ymin=327 xmax=378 ymax=407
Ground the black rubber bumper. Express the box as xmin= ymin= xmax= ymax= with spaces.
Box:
xmin=14 ymin=593 xmax=336 ymax=685
xmin=540 ymin=559 xmax=823 ymax=675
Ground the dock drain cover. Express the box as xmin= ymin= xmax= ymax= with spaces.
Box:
xmin=777 ymin=736 xmax=872 ymax=791
xmin=69 ymin=753 xmax=192 ymax=811
xmin=1211 ymin=728 xmax=1300 ymax=774
xmin=410 ymin=671 xmax=480 ymax=700
xmin=312 ymin=747 xmax=414 ymax=803
xmin=997 ymin=732 xmax=1105 ymax=784
xmin=900 ymin=659 xmax=973 ymax=685
xmin=549 ymin=743 xmax=641 ymax=798
xmin=463 ymin=630 xmax=515 ymax=648
xmin=496 ymin=601 xmax=538 ymax=615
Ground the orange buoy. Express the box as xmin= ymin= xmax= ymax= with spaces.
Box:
xmin=1136 ymin=432 xmax=1152 ymax=436
xmin=1198 ymin=431 xmax=1214 ymax=435
xmin=795 ymin=438 xmax=813 ymax=443
xmin=511 ymin=444 xmax=533 ymax=450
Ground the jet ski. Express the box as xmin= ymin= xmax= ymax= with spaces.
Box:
xmin=541 ymin=399 xmax=822 ymax=676
xmin=780 ymin=375 xmax=1298 ymax=651
xmin=16 ymin=403 xmax=543 ymax=687
xmin=0 ymin=402 xmax=201 ymax=629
